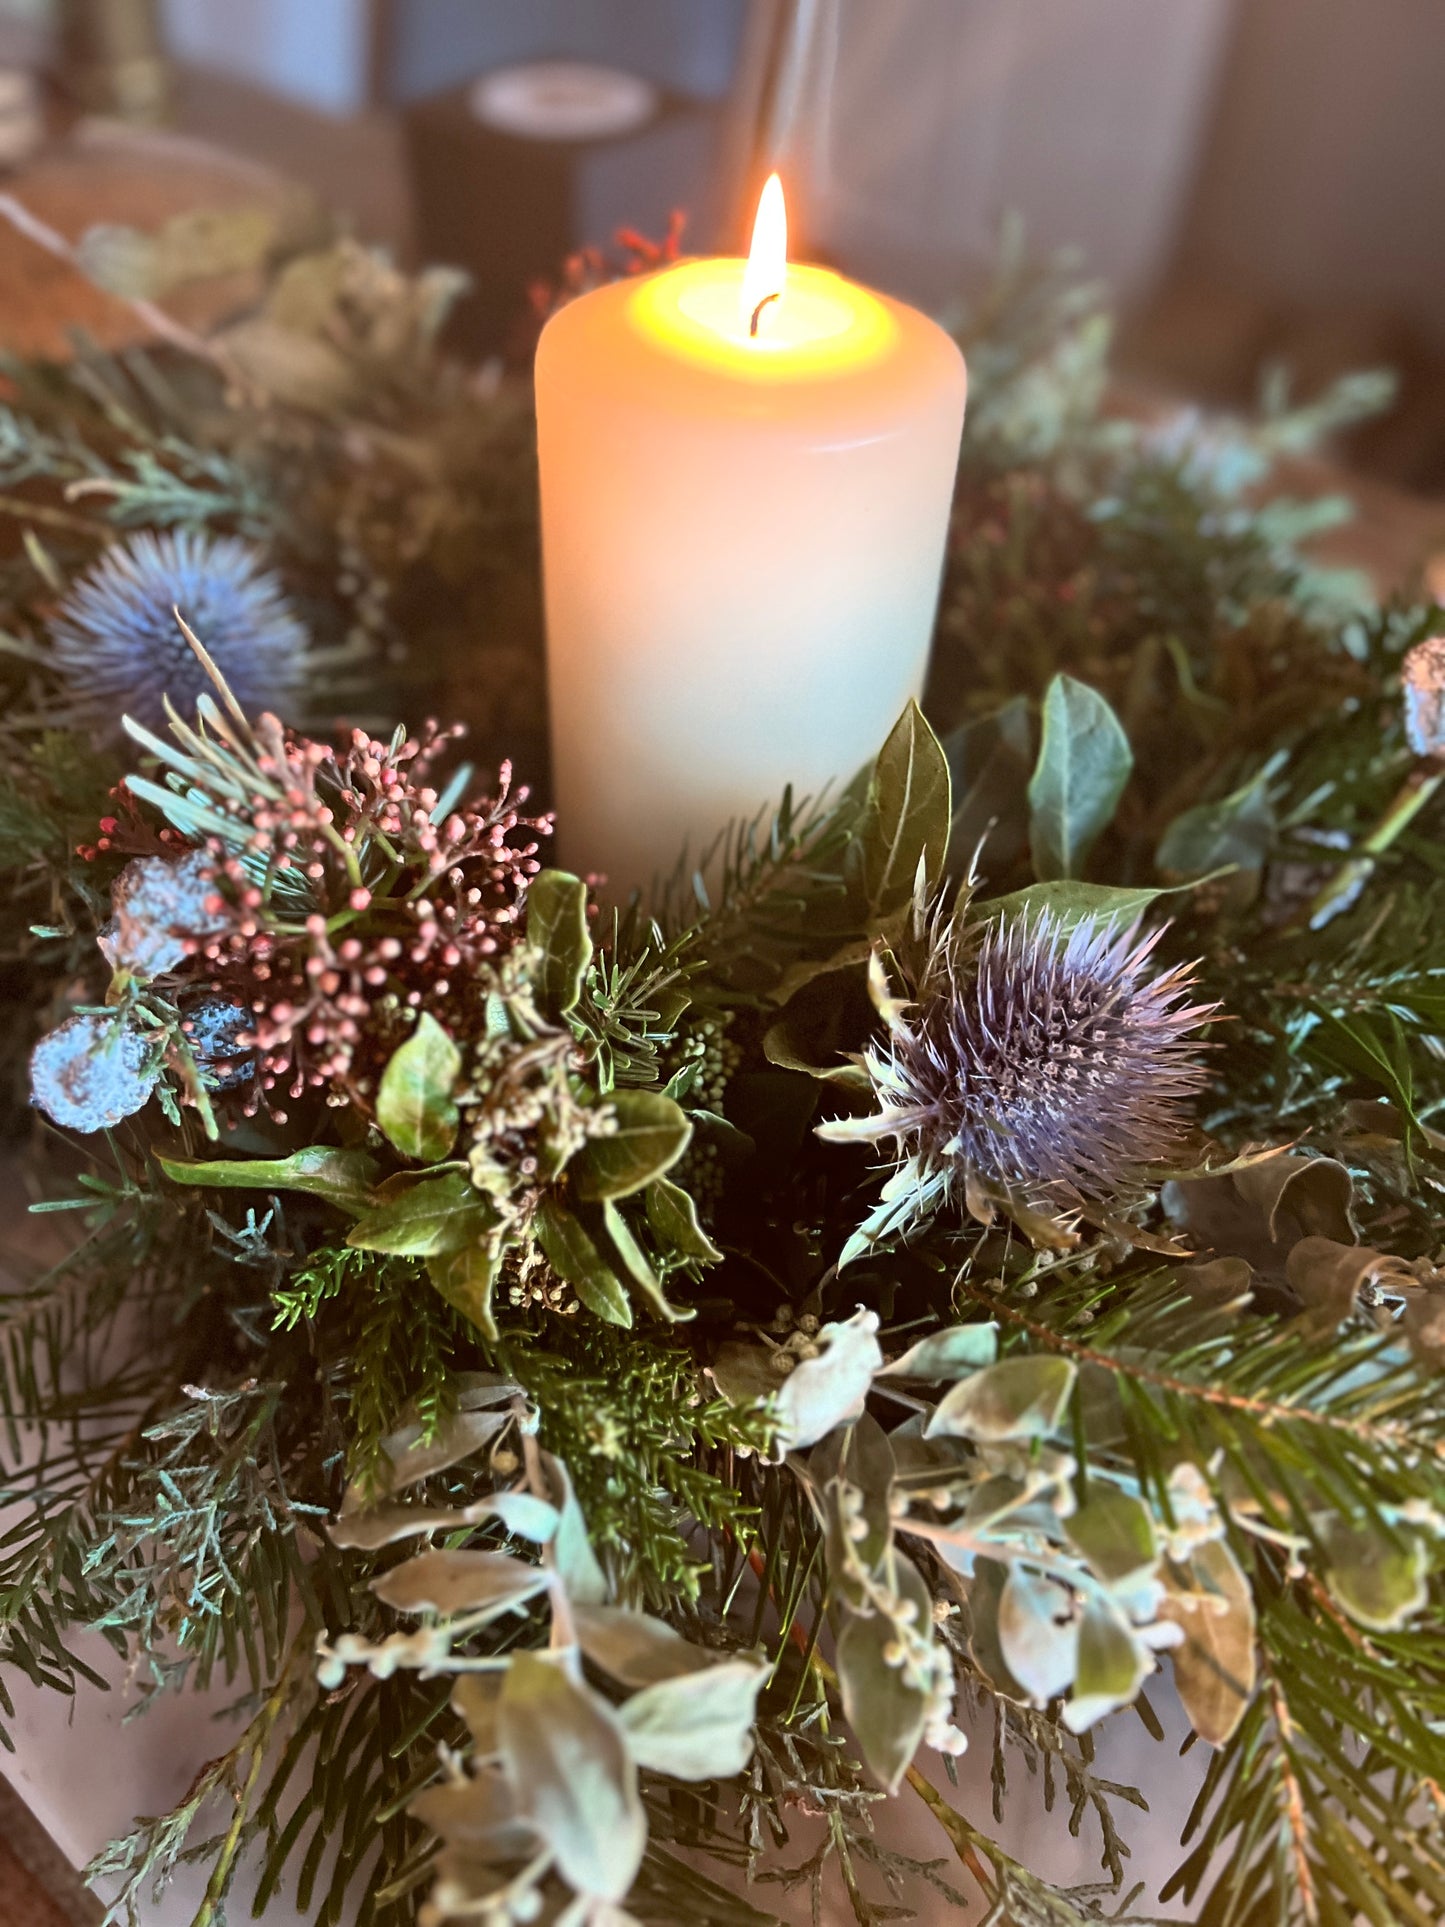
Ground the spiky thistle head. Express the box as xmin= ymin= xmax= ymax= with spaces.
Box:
xmin=824 ymin=910 xmax=1214 ymax=1248
xmin=50 ymin=531 xmax=305 ymax=738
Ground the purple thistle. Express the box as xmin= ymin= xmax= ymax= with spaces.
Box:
xmin=50 ymin=530 xmax=306 ymax=738
xmin=823 ymin=912 xmax=1214 ymax=1236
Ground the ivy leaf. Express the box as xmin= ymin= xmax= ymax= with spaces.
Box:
xmin=427 ymin=1242 xmax=502 ymax=1343
xmin=573 ymin=1091 xmax=692 ymax=1202
xmin=498 ymin=1651 xmax=645 ymax=1903
xmin=528 ymin=869 xmax=593 ymax=1018
xmin=926 ymin=1356 xmax=1075 ymax=1442
xmin=1158 ymin=1539 xmax=1256 ymax=1746
xmin=618 ymin=1655 xmax=769 ymax=1780
xmin=1323 ymin=1521 xmax=1429 ymax=1632
xmin=536 ymin=1196 xmax=632 ymax=1326
xmin=644 ymin=1177 xmax=722 ymax=1265
xmin=836 ymin=1550 xmax=933 ymax=1790
xmin=1027 ymin=673 xmax=1133 ymax=880
xmin=375 ymin=1013 xmax=461 ymax=1163
xmin=858 ymin=700 xmax=951 ymax=917
xmin=348 ymin=1170 xmax=492 ymax=1257
xmin=371 ymin=1547 xmax=547 ymax=1617
xmin=879 ymin=1323 xmax=998 ymax=1380
xmin=159 ymin=1146 xmax=378 ymax=1216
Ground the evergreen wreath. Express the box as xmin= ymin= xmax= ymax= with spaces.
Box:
xmin=0 ymin=206 xmax=1442 ymax=1927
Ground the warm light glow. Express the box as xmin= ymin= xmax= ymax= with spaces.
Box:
xmin=741 ymin=173 xmax=787 ymax=338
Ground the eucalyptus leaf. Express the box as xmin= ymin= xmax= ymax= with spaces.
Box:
xmin=1323 ymin=1521 xmax=1429 ymax=1632
xmin=348 ymin=1170 xmax=493 ymax=1257
xmin=542 ymin=1453 xmax=608 ymax=1607
xmin=774 ymin=1310 xmax=884 ymax=1451
xmin=618 ymin=1655 xmax=768 ymax=1780
xmin=498 ymin=1651 xmax=645 ymax=1903
xmin=536 ymin=1197 xmax=632 ymax=1326
xmin=573 ymin=1091 xmax=692 ymax=1202
xmin=1158 ymin=1539 xmax=1256 ymax=1745
xmin=1063 ymin=1599 xmax=1151 ymax=1732
xmin=1157 ymin=767 xmax=1275 ymax=898
xmin=371 ymin=1547 xmax=546 ymax=1617
xmin=1027 ymin=674 xmax=1133 ymax=880
xmin=943 ymin=696 xmax=1033 ymax=876
xmin=376 ymin=1012 xmax=461 ymax=1163
xmin=859 ymin=700 xmax=951 ymax=916
xmin=160 ymin=1146 xmax=378 ymax=1216
xmin=926 ymin=1356 xmax=1075 ymax=1443
xmin=528 ymin=870 xmax=593 ymax=1018
xmin=836 ymin=1550 xmax=933 ymax=1790
xmin=340 ymin=1408 xmax=512 ymax=1512
xmin=880 ymin=1323 xmax=998 ymax=1380
xmin=997 ymin=1567 xmax=1078 ymax=1704
xmin=574 ymin=1605 xmax=713 ymax=1688
xmin=1065 ymin=1487 xmax=1158 ymax=1586
xmin=452 ymin=1672 xmax=505 ymax=1755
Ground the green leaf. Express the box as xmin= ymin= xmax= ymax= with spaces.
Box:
xmin=498 ymin=1651 xmax=645 ymax=1903
xmin=536 ymin=1196 xmax=631 ymax=1326
xmin=836 ymin=1550 xmax=933 ymax=1790
xmin=347 ymin=1170 xmax=492 ymax=1257
xmin=773 ymin=1309 xmax=883 ymax=1450
xmin=1027 ymin=673 xmax=1133 ymax=879
xmin=943 ymin=696 xmax=1033 ymax=876
xmin=618 ymin=1656 xmax=768 ymax=1780
xmin=644 ymin=1177 xmax=722 ymax=1265
xmin=602 ymin=1199 xmax=692 ymax=1322
xmin=1065 ymin=1487 xmax=1158 ymax=1585
xmin=1156 ymin=766 xmax=1275 ymax=895
xmin=1063 ymin=1600 xmax=1150 ymax=1732
xmin=375 ymin=1012 xmax=461 ymax=1163
xmin=859 ymin=699 xmax=951 ymax=916
xmin=573 ymin=1091 xmax=692 ymax=1202
xmin=528 ymin=869 xmax=593 ymax=1018
xmin=879 ymin=1323 xmax=998 ymax=1380
xmin=427 ymin=1243 xmax=502 ymax=1343
xmin=1158 ymin=1539 xmax=1256 ymax=1746
xmin=1323 ymin=1521 xmax=1429 ymax=1632
xmin=159 ymin=1146 xmax=379 ymax=1216
xmin=980 ymin=879 xmax=1165 ymax=938
xmin=926 ymin=1356 xmax=1075 ymax=1442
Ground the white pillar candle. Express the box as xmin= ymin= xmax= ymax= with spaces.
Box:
xmin=535 ymin=176 xmax=967 ymax=899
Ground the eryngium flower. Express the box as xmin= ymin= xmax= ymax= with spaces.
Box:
xmin=179 ymin=993 xmax=255 ymax=1090
xmin=31 ymin=1011 xmax=157 ymax=1131
xmin=50 ymin=531 xmax=305 ymax=737
xmin=822 ymin=912 xmax=1213 ymax=1253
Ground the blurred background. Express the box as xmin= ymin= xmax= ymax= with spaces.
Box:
xmin=0 ymin=0 xmax=1441 ymax=495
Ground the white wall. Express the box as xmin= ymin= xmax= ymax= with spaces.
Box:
xmin=160 ymin=0 xmax=370 ymax=117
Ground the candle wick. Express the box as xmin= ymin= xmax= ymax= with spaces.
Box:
xmin=749 ymin=291 xmax=781 ymax=338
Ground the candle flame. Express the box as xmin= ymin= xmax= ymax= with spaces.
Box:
xmin=741 ymin=173 xmax=787 ymax=337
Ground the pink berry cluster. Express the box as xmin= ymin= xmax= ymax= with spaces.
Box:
xmin=177 ymin=714 xmax=551 ymax=1117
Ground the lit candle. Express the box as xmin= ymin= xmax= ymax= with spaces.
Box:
xmin=535 ymin=175 xmax=967 ymax=898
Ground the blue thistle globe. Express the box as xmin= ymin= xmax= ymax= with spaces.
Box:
xmin=50 ymin=530 xmax=306 ymax=737
xmin=822 ymin=910 xmax=1214 ymax=1254
xmin=30 ymin=1011 xmax=158 ymax=1132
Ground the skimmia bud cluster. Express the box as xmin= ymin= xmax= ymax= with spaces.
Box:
xmin=176 ymin=716 xmax=551 ymax=1114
